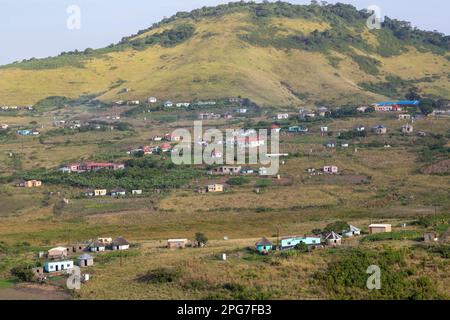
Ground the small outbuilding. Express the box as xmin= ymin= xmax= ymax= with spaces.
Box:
xmin=324 ymin=232 xmax=342 ymax=247
xmin=47 ymin=247 xmax=69 ymax=259
xmin=78 ymin=253 xmax=94 ymax=267
xmin=255 ymin=237 xmax=273 ymax=253
xmin=369 ymin=224 xmax=392 ymax=234
xmin=342 ymin=225 xmax=361 ymax=238
xmin=167 ymin=239 xmax=189 ymax=249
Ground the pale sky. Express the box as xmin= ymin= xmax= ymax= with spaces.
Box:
xmin=0 ymin=0 xmax=449 ymax=65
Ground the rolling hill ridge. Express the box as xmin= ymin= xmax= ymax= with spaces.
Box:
xmin=0 ymin=1 xmax=449 ymax=107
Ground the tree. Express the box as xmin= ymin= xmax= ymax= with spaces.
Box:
xmin=294 ymin=242 xmax=309 ymax=253
xmin=405 ymin=87 xmax=421 ymax=101
xmin=195 ymin=232 xmax=208 ymax=247
xmin=11 ymin=265 xmax=35 ymax=282
xmin=419 ymin=99 xmax=435 ymax=116
xmin=323 ymin=221 xmax=350 ymax=234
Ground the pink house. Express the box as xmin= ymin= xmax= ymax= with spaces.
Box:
xmin=323 ymin=166 xmax=338 ymax=174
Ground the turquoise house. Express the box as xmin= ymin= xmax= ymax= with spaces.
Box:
xmin=255 ymin=237 xmax=273 ymax=253
xmin=281 ymin=235 xmax=321 ymax=249
xmin=288 ymin=126 xmax=308 ymax=133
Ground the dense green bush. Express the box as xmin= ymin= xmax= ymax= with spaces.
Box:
xmin=137 ymin=267 xmax=182 ymax=284
xmin=314 ymin=248 xmax=445 ymax=299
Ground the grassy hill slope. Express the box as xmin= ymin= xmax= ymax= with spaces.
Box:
xmin=0 ymin=2 xmax=449 ymax=106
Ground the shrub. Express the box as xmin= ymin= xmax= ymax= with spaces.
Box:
xmin=137 ymin=267 xmax=182 ymax=284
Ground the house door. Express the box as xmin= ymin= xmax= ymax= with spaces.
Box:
xmin=84 ymin=260 xmax=88 ymax=267
xmin=56 ymin=265 xmax=59 ymax=271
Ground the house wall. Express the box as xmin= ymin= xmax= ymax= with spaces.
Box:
xmin=44 ymin=261 xmax=74 ymax=273
xmin=281 ymin=237 xmax=321 ymax=249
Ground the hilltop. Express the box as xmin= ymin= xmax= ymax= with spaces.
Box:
xmin=0 ymin=1 xmax=449 ymax=107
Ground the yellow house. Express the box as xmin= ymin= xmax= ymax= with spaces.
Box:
xmin=17 ymin=180 xmax=42 ymax=188
xmin=207 ymin=184 xmax=224 ymax=193
xmin=94 ymin=189 xmax=107 ymax=196
xmin=97 ymin=237 xmax=112 ymax=244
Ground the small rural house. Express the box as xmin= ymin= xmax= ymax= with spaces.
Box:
xmin=207 ymin=184 xmax=224 ymax=193
xmin=369 ymin=224 xmax=392 ymax=234
xmin=44 ymin=260 xmax=74 ymax=273
xmin=159 ymin=143 xmax=172 ymax=152
xmin=317 ymin=107 xmax=329 ymax=117
xmin=288 ymin=126 xmax=308 ymax=133
xmin=276 ymin=113 xmax=289 ymax=120
xmin=324 ymin=232 xmax=342 ymax=246
xmin=94 ymin=189 xmax=107 ymax=197
xmin=111 ymin=188 xmax=126 ymax=197
xmin=324 ymin=141 xmax=336 ymax=148
xmin=164 ymin=101 xmax=173 ymax=108
xmin=167 ymin=239 xmax=189 ymax=249
xmin=132 ymin=189 xmax=143 ymax=195
xmin=111 ymin=237 xmax=130 ymax=250
xmin=240 ymin=167 xmax=254 ymax=175
xmin=399 ymin=114 xmax=411 ymax=120
xmin=342 ymin=225 xmax=361 ymax=237
xmin=78 ymin=253 xmax=94 ymax=267
xmin=83 ymin=189 xmax=94 ymax=197
xmin=372 ymin=125 xmax=387 ymax=135
xmin=148 ymin=97 xmax=157 ymax=104
xmin=356 ymin=125 xmax=365 ymax=132
xmin=323 ymin=166 xmax=338 ymax=174
xmin=17 ymin=180 xmax=42 ymax=188
xmin=210 ymin=149 xmax=223 ymax=159
xmin=88 ymin=240 xmax=106 ymax=252
xmin=211 ymin=166 xmax=241 ymax=175
xmin=98 ymin=237 xmax=112 ymax=244
xmin=72 ymin=243 xmax=88 ymax=253
xmin=320 ymin=126 xmax=328 ymax=133
xmin=280 ymin=235 xmax=322 ymax=250
xmin=270 ymin=124 xmax=281 ymax=133
xmin=424 ymin=232 xmax=439 ymax=243
xmin=48 ymin=247 xmax=69 ymax=259
xmin=0 ymin=124 xmax=9 ymax=130
xmin=255 ymin=237 xmax=273 ymax=253
xmin=401 ymin=124 xmax=414 ymax=134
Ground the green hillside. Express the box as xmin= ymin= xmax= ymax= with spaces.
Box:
xmin=0 ymin=1 xmax=449 ymax=106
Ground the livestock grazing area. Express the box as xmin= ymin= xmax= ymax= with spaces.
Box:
xmin=0 ymin=101 xmax=449 ymax=300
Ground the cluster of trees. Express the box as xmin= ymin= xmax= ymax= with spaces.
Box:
xmin=314 ymin=248 xmax=444 ymax=299
xmin=125 ymin=24 xmax=195 ymax=50
xmin=22 ymin=158 xmax=199 ymax=191
xmin=311 ymin=221 xmax=350 ymax=235
xmin=383 ymin=17 xmax=449 ymax=51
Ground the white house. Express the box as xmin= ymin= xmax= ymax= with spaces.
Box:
xmin=111 ymin=237 xmax=130 ymax=250
xmin=132 ymin=190 xmax=143 ymax=195
xmin=148 ymin=97 xmax=157 ymax=104
xmin=164 ymin=101 xmax=173 ymax=108
xmin=276 ymin=113 xmax=289 ymax=120
xmin=44 ymin=260 xmax=74 ymax=273
xmin=88 ymin=241 xmax=106 ymax=252
xmin=342 ymin=225 xmax=361 ymax=237
xmin=320 ymin=126 xmax=328 ymax=133
xmin=323 ymin=166 xmax=338 ymax=174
